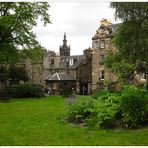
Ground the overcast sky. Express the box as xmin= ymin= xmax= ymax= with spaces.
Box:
xmin=33 ymin=1 xmax=119 ymax=55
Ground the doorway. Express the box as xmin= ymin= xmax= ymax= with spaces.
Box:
xmin=80 ymin=82 xmax=88 ymax=95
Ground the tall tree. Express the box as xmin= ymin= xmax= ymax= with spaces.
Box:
xmin=106 ymin=2 xmax=148 ymax=87
xmin=0 ymin=2 xmax=50 ymax=64
xmin=8 ymin=66 xmax=29 ymax=83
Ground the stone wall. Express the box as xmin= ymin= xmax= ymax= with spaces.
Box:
xmin=91 ymin=19 xmax=118 ymax=91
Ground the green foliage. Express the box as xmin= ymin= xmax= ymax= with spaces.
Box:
xmin=109 ymin=2 xmax=148 ymax=84
xmin=8 ymin=66 xmax=29 ymax=82
xmin=68 ymin=85 xmax=148 ymax=129
xmin=0 ymin=65 xmax=29 ymax=82
xmin=96 ymin=94 xmax=121 ymax=128
xmin=91 ymin=89 xmax=109 ymax=99
xmin=67 ymin=96 xmax=98 ymax=125
xmin=121 ymin=85 xmax=148 ymax=128
xmin=22 ymin=47 xmax=45 ymax=63
xmin=0 ymin=65 xmax=8 ymax=81
xmin=0 ymin=2 xmax=50 ymax=64
xmin=9 ymin=83 xmax=44 ymax=98
xmin=105 ymin=52 xmax=135 ymax=83
xmin=67 ymin=94 xmax=121 ymax=128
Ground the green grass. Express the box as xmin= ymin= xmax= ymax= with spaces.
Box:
xmin=0 ymin=96 xmax=148 ymax=146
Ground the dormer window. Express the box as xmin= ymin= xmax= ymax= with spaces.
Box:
xmin=74 ymin=58 xmax=77 ymax=64
xmin=69 ymin=58 xmax=73 ymax=66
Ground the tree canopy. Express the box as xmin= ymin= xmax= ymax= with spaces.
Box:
xmin=106 ymin=2 xmax=148 ymax=85
xmin=8 ymin=65 xmax=29 ymax=82
xmin=0 ymin=2 xmax=50 ymax=64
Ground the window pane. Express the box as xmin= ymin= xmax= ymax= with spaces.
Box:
xmin=99 ymin=70 xmax=105 ymax=80
xmin=95 ymin=41 xmax=99 ymax=49
xmin=99 ymin=54 xmax=105 ymax=64
xmin=100 ymin=41 xmax=105 ymax=49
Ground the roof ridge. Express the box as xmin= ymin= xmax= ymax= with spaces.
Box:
xmin=49 ymin=73 xmax=56 ymax=80
xmin=56 ymin=73 xmax=60 ymax=80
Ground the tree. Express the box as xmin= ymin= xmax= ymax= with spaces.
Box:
xmin=0 ymin=2 xmax=50 ymax=64
xmin=8 ymin=66 xmax=29 ymax=83
xmin=0 ymin=65 xmax=8 ymax=81
xmin=105 ymin=52 xmax=135 ymax=84
xmin=106 ymin=2 xmax=148 ymax=87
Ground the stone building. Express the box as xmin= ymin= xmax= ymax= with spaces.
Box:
xmin=43 ymin=33 xmax=92 ymax=95
xmin=77 ymin=48 xmax=92 ymax=94
xmin=91 ymin=18 xmax=146 ymax=91
xmin=91 ymin=19 xmax=118 ymax=91
xmin=1 ymin=19 xmax=146 ymax=95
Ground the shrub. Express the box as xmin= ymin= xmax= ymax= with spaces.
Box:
xmin=96 ymin=95 xmax=122 ymax=128
xmin=121 ymin=85 xmax=148 ymax=129
xmin=9 ymin=83 xmax=44 ymax=98
xmin=67 ymin=96 xmax=98 ymax=125
xmin=91 ymin=89 xmax=109 ymax=99
xmin=67 ymin=86 xmax=148 ymax=129
xmin=67 ymin=94 xmax=122 ymax=128
xmin=0 ymin=66 xmax=8 ymax=81
xmin=8 ymin=66 xmax=29 ymax=83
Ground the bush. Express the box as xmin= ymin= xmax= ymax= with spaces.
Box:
xmin=67 ymin=86 xmax=148 ymax=129
xmin=96 ymin=95 xmax=122 ymax=128
xmin=0 ymin=66 xmax=8 ymax=81
xmin=67 ymin=96 xmax=98 ymax=125
xmin=67 ymin=94 xmax=122 ymax=128
xmin=91 ymin=89 xmax=109 ymax=99
xmin=8 ymin=66 xmax=29 ymax=82
xmin=121 ymin=85 xmax=148 ymax=129
xmin=9 ymin=83 xmax=44 ymax=98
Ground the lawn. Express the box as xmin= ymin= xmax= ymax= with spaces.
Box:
xmin=0 ymin=96 xmax=147 ymax=146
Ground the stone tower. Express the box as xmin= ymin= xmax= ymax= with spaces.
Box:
xmin=59 ymin=33 xmax=70 ymax=56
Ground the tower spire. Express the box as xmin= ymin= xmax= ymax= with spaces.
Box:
xmin=59 ymin=32 xmax=70 ymax=56
xmin=63 ymin=32 xmax=67 ymax=46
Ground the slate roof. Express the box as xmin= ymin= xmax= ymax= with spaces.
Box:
xmin=46 ymin=72 xmax=76 ymax=81
xmin=109 ymin=23 xmax=121 ymax=37
xmin=59 ymin=55 xmax=83 ymax=69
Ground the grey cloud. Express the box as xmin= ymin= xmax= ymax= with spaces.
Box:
xmin=60 ymin=2 xmax=114 ymax=36
xmin=34 ymin=2 xmax=116 ymax=55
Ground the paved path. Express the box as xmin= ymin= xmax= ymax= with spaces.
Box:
xmin=66 ymin=95 xmax=78 ymax=104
